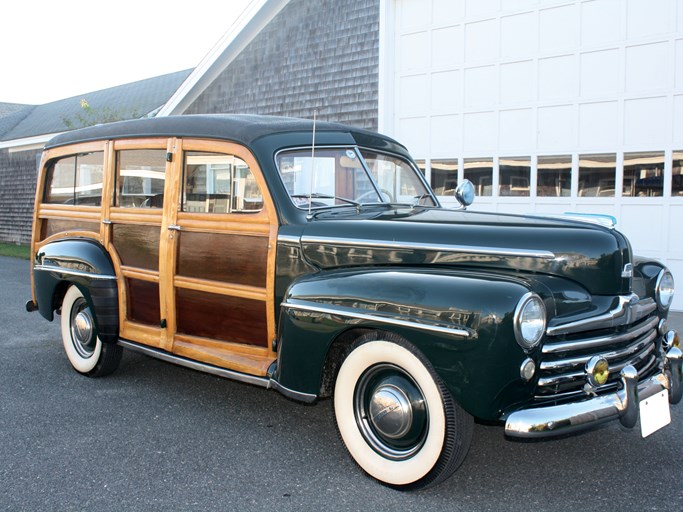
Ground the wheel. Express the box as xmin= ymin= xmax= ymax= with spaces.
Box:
xmin=333 ymin=333 xmax=473 ymax=490
xmin=60 ymin=285 xmax=122 ymax=377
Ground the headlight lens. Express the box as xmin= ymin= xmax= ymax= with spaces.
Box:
xmin=514 ymin=293 xmax=546 ymax=349
xmin=656 ymin=270 xmax=675 ymax=309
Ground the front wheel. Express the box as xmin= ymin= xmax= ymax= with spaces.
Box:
xmin=333 ymin=334 xmax=473 ymax=490
xmin=60 ymin=285 xmax=122 ymax=377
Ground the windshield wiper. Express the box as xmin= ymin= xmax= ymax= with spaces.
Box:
xmin=291 ymin=193 xmax=360 ymax=206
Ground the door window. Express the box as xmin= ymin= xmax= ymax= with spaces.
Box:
xmin=182 ymin=152 xmax=263 ymax=213
xmin=115 ymin=149 xmax=167 ymax=208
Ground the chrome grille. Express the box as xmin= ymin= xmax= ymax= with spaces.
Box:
xmin=536 ymin=313 xmax=660 ymax=399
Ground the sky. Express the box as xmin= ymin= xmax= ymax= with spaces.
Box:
xmin=1 ymin=0 xmax=253 ymax=105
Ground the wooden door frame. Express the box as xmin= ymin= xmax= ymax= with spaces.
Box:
xmin=161 ymin=138 xmax=279 ymax=376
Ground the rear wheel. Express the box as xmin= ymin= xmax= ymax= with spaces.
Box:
xmin=333 ymin=334 xmax=473 ymax=490
xmin=60 ymin=285 xmax=122 ymax=377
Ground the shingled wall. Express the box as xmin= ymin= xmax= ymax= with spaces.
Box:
xmin=185 ymin=0 xmax=380 ymax=130
xmin=0 ymin=148 xmax=39 ymax=245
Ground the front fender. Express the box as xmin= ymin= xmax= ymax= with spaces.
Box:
xmin=275 ymin=267 xmax=539 ymax=419
xmin=33 ymin=238 xmax=119 ymax=343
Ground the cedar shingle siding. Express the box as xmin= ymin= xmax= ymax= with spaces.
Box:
xmin=185 ymin=0 xmax=380 ymax=130
xmin=0 ymin=148 xmax=39 ymax=244
xmin=0 ymin=0 xmax=380 ymax=246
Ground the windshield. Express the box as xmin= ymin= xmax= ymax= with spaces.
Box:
xmin=276 ymin=147 xmax=436 ymax=209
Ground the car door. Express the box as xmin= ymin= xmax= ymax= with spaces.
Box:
xmin=107 ymin=138 xmax=169 ymax=350
xmin=160 ymin=139 xmax=278 ymax=376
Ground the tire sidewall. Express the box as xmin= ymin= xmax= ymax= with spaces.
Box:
xmin=60 ymin=285 xmax=102 ymax=374
xmin=334 ymin=340 xmax=446 ymax=487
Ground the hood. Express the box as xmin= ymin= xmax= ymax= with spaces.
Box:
xmin=300 ymin=207 xmax=632 ymax=296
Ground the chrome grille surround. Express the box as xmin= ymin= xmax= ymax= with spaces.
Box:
xmin=536 ymin=296 xmax=661 ymax=399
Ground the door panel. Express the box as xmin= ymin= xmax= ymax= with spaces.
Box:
xmin=111 ymin=224 xmax=160 ymax=270
xmin=175 ymin=288 xmax=268 ymax=346
xmin=106 ymin=140 xmax=170 ymax=348
xmin=161 ymin=140 xmax=278 ymax=376
xmin=176 ymin=231 xmax=268 ymax=287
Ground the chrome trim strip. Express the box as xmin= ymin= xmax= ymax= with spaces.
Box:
xmin=531 ymin=212 xmax=617 ymax=229
xmin=543 ymin=316 xmax=658 ymax=354
xmin=277 ymin=234 xmax=301 ymax=244
xmin=117 ymin=339 xmax=271 ymax=389
xmin=33 ymin=265 xmax=116 ymax=281
xmin=546 ymin=294 xmax=656 ymax=336
xmin=282 ymin=301 xmax=472 ymax=338
xmin=505 ymin=371 xmax=671 ymax=438
xmin=301 ymin=236 xmax=556 ymax=260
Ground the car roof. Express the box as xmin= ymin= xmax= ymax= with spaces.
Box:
xmin=44 ymin=114 xmax=402 ymax=150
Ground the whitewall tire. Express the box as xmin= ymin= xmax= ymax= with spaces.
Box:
xmin=60 ymin=285 xmax=121 ymax=377
xmin=333 ymin=334 xmax=473 ymax=490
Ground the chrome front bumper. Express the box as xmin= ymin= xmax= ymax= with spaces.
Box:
xmin=505 ymin=347 xmax=682 ymax=438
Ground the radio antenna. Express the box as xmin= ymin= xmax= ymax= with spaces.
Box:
xmin=308 ymin=109 xmax=318 ymax=217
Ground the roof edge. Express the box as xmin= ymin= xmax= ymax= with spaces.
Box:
xmin=0 ymin=132 xmax=62 ymax=150
xmin=157 ymin=0 xmax=290 ymax=117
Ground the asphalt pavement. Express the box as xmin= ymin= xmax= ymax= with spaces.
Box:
xmin=1 ymin=255 xmax=682 ymax=511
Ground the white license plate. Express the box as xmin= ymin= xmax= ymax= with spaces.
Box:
xmin=639 ymin=390 xmax=671 ymax=438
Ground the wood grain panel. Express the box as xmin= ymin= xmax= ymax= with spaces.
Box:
xmin=175 ymin=288 xmax=268 ymax=347
xmin=126 ymin=278 xmax=160 ymax=327
xmin=112 ymin=224 xmax=160 ymax=270
xmin=176 ymin=231 xmax=268 ymax=287
xmin=41 ymin=219 xmax=99 ymax=240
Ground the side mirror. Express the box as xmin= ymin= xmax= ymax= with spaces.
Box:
xmin=454 ymin=179 xmax=475 ymax=208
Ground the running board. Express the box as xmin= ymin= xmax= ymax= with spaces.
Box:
xmin=117 ymin=339 xmax=272 ymax=389
xmin=116 ymin=339 xmax=318 ymax=403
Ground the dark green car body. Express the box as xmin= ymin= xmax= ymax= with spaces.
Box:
xmin=30 ymin=114 xmax=680 ymax=450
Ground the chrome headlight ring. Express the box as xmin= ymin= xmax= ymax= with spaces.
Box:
xmin=513 ymin=292 xmax=547 ymax=350
xmin=655 ymin=269 xmax=675 ymax=310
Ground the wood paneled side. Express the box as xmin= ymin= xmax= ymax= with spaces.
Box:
xmin=41 ymin=219 xmax=100 ymax=240
xmin=111 ymin=224 xmax=161 ymax=270
xmin=126 ymin=278 xmax=160 ymax=327
xmin=176 ymin=231 xmax=268 ymax=287
xmin=175 ymin=288 xmax=268 ymax=347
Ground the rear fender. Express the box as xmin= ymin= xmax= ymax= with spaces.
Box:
xmin=32 ymin=238 xmax=119 ymax=343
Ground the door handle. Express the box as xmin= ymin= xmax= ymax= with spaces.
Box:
xmin=168 ymin=225 xmax=181 ymax=231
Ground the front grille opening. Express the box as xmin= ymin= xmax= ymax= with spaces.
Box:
xmin=535 ymin=313 xmax=661 ymax=400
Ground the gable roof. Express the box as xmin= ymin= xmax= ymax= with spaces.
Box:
xmin=158 ymin=0 xmax=290 ymax=116
xmin=0 ymin=102 xmax=32 ymax=118
xmin=0 ymin=69 xmax=192 ymax=145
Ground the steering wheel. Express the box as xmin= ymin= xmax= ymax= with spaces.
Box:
xmin=357 ymin=188 xmax=393 ymax=203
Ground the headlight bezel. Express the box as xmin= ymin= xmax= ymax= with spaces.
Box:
xmin=513 ymin=292 xmax=547 ymax=350
xmin=655 ymin=269 xmax=675 ymax=310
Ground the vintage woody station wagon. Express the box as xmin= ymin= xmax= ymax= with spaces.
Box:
xmin=28 ymin=115 xmax=681 ymax=489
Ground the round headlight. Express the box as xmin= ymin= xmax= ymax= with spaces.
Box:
xmin=514 ymin=293 xmax=546 ymax=350
xmin=655 ymin=270 xmax=675 ymax=310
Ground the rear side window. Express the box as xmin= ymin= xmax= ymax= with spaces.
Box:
xmin=115 ymin=149 xmax=167 ymax=208
xmin=44 ymin=152 xmax=104 ymax=205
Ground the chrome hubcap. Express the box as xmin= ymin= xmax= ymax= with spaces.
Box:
xmin=368 ymin=384 xmax=413 ymax=439
xmin=70 ymin=298 xmax=96 ymax=358
xmin=355 ymin=363 xmax=428 ymax=460
xmin=74 ymin=311 xmax=93 ymax=343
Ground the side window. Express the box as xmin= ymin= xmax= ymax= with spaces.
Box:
xmin=182 ymin=152 xmax=263 ymax=213
xmin=44 ymin=152 xmax=104 ymax=205
xmin=115 ymin=149 xmax=167 ymax=208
